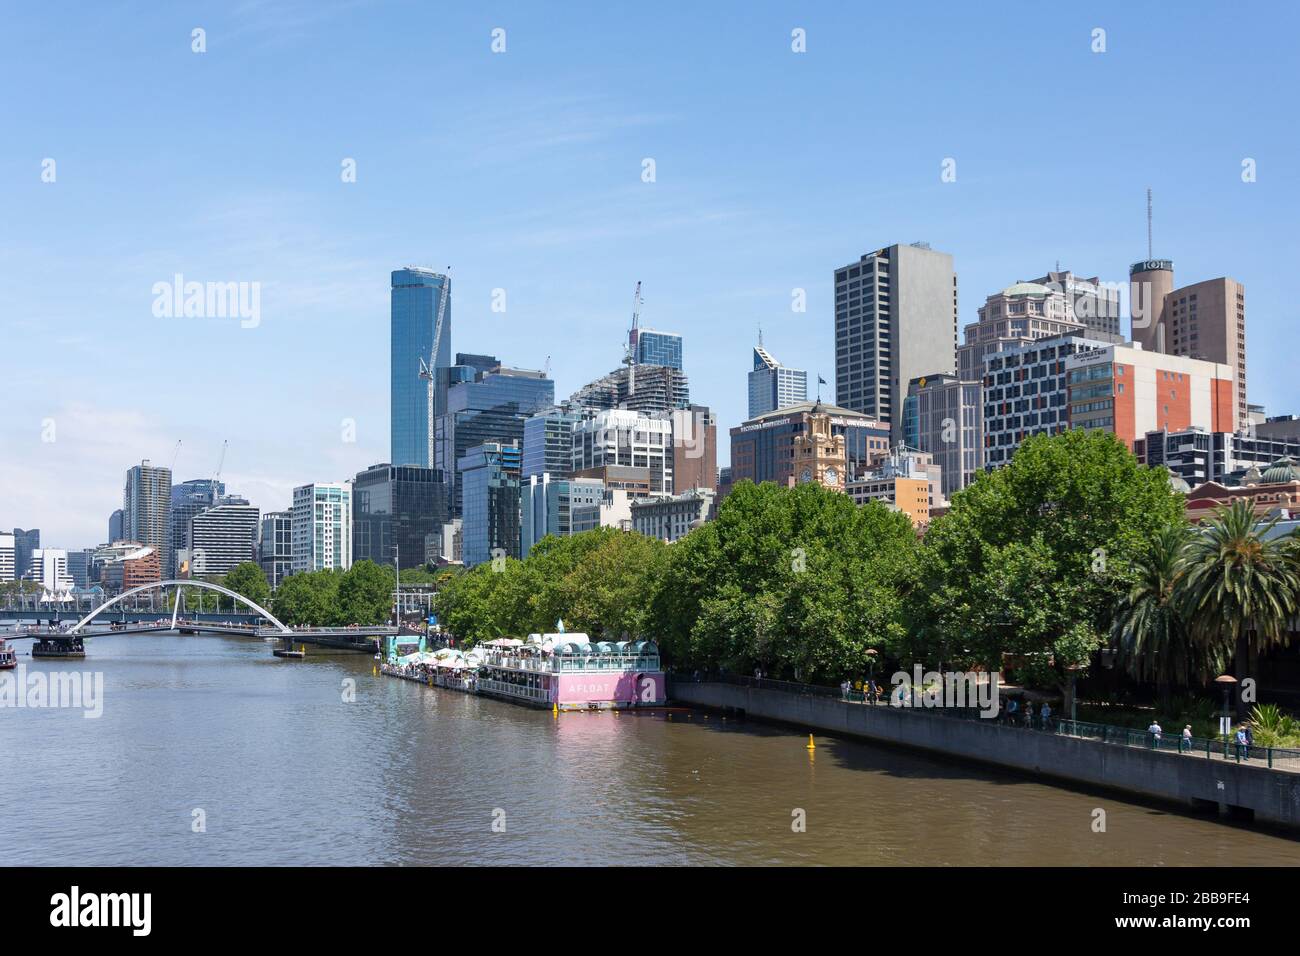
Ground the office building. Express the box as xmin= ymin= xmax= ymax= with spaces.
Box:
xmin=571 ymin=487 xmax=648 ymax=534
xmin=1029 ymin=270 xmax=1122 ymax=338
xmin=66 ymin=549 xmax=93 ymax=588
xmin=729 ymin=401 xmax=891 ymax=489
xmin=671 ymin=405 xmax=718 ymax=494
xmin=834 ymin=242 xmax=958 ymax=441
xmin=846 ymin=447 xmax=946 ymax=529
xmin=958 ymin=282 xmax=1090 ymax=382
xmin=108 ymin=509 xmax=124 ymax=543
xmin=186 ymin=502 xmax=260 ymax=578
xmin=520 ymin=474 xmax=605 ymax=557
xmin=749 ymin=342 xmax=808 ymax=418
xmin=170 ymin=479 xmax=224 ymax=575
xmin=434 ymin=354 xmax=553 ymax=517
xmin=904 ymin=374 xmax=983 ymax=498
xmin=0 ymin=533 xmax=14 ymax=582
xmin=391 ymin=267 xmax=451 ymax=468
xmin=1139 ymin=427 xmax=1300 ymax=489
xmin=458 ymin=442 xmax=522 ymax=568
xmin=123 ymin=461 xmax=173 ymax=577
xmin=630 ymin=488 xmax=715 ymax=543
xmin=99 ymin=545 xmax=161 ymax=593
xmin=352 ymin=463 xmax=449 ymax=570
xmin=1129 ymin=260 xmax=1248 ymax=435
xmin=23 ymin=549 xmax=74 ymax=599
xmin=291 ymin=482 xmax=353 ymax=573
xmin=522 ymin=407 xmax=586 ymax=480
xmin=1065 ymin=343 xmax=1235 ymax=452
xmin=1256 ymin=416 xmax=1300 ymax=443
xmin=259 ymin=511 xmax=293 ymax=589
xmin=982 ymin=334 xmax=1113 ymax=468
xmin=12 ymin=528 xmax=39 ymax=581
xmin=572 ymin=409 xmax=675 ymax=494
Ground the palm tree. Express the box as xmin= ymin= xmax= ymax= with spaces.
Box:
xmin=1112 ymin=524 xmax=1227 ymax=703
xmin=1178 ymin=499 xmax=1300 ymax=716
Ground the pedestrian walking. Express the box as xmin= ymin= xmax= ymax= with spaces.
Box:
xmin=1148 ymin=720 xmax=1163 ymax=748
xmin=1244 ymin=723 xmax=1255 ymax=759
xmin=1006 ymin=697 xmax=1018 ymax=725
xmin=1181 ymin=724 xmax=1193 ymax=753
xmin=1040 ymin=701 xmax=1052 ymax=729
xmin=1235 ymin=725 xmax=1248 ymax=760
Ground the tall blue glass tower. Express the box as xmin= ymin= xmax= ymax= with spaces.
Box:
xmin=391 ymin=267 xmax=451 ymax=467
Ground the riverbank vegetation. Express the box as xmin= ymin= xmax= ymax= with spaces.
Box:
xmin=432 ymin=430 xmax=1300 ymax=716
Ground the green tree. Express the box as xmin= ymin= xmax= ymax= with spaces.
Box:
xmin=1111 ymin=524 xmax=1226 ymax=702
xmin=221 ymin=562 xmax=272 ymax=612
xmin=271 ymin=569 xmax=340 ymax=627
xmin=1179 ymin=499 xmax=1300 ymax=716
xmin=335 ymin=559 xmax=396 ymax=625
xmin=912 ymin=430 xmax=1184 ymax=710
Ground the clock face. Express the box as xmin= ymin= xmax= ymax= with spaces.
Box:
xmin=801 ymin=468 xmax=812 ymax=483
xmin=825 ymin=467 xmax=839 ymax=485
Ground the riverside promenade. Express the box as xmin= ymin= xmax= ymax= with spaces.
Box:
xmin=669 ymin=677 xmax=1300 ymax=832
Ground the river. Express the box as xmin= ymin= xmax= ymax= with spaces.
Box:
xmin=1 ymin=631 xmax=1296 ymax=865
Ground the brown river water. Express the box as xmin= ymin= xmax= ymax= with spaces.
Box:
xmin=1 ymin=632 xmax=1296 ymax=865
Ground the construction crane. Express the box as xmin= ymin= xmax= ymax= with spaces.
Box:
xmin=417 ymin=270 xmax=452 ymax=465
xmin=210 ymin=439 xmax=227 ymax=503
xmin=623 ymin=281 xmax=642 ymax=398
xmin=169 ymin=439 xmax=182 ymax=473
xmin=418 ymin=268 xmax=452 ymax=384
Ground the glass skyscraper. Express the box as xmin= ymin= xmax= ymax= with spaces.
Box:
xmin=435 ymin=354 xmax=554 ymax=517
xmin=458 ymin=442 xmax=522 ymax=568
xmin=522 ymin=408 xmax=585 ymax=480
xmin=391 ymin=267 xmax=451 ymax=467
xmin=352 ymin=463 xmax=449 ymax=570
xmin=749 ymin=343 xmax=808 ymax=418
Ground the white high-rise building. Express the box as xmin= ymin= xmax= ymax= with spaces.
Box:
xmin=186 ymin=502 xmax=260 ymax=578
xmin=572 ymin=409 xmax=674 ymax=494
xmin=24 ymin=548 xmax=74 ymax=599
xmin=0 ymin=532 xmax=14 ymax=582
xmin=291 ymin=482 xmax=353 ymax=573
xmin=749 ymin=343 xmax=808 ymax=419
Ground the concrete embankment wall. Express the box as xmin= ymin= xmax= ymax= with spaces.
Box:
xmin=670 ymin=681 xmax=1300 ymax=832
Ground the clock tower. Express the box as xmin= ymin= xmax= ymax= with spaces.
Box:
xmin=790 ymin=403 xmax=847 ymax=491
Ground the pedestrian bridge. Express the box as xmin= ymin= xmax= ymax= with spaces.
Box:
xmin=68 ymin=579 xmax=291 ymax=635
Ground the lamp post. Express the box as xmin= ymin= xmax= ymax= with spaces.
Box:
xmin=1215 ymin=674 xmax=1239 ymax=743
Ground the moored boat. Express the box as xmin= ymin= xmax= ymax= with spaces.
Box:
xmin=30 ymin=635 xmax=86 ymax=659
xmin=0 ymin=638 xmax=16 ymax=670
xmin=476 ymin=632 xmax=666 ymax=711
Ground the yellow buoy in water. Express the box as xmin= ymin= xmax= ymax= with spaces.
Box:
xmin=806 ymin=734 xmax=816 ymax=751
xmin=552 ymin=702 xmax=558 ymax=717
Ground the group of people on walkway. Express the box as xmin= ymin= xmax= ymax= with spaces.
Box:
xmin=840 ymin=678 xmax=883 ymax=704
xmin=998 ymin=696 xmax=1054 ymax=728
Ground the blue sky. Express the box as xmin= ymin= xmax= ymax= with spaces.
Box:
xmin=3 ymin=0 xmax=1298 ymax=549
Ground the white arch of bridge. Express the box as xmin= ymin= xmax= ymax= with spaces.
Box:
xmin=68 ymin=579 xmax=291 ymax=634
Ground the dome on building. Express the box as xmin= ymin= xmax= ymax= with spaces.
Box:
xmin=1262 ymin=456 xmax=1300 ymax=484
xmin=1002 ymin=281 xmax=1054 ymax=297
xmin=1241 ymin=465 xmax=1263 ymax=486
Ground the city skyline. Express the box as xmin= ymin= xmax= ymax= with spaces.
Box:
xmin=4 ymin=3 xmax=1298 ymax=547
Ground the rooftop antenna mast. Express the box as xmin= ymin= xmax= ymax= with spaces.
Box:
xmin=1147 ymin=187 xmax=1153 ymax=259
